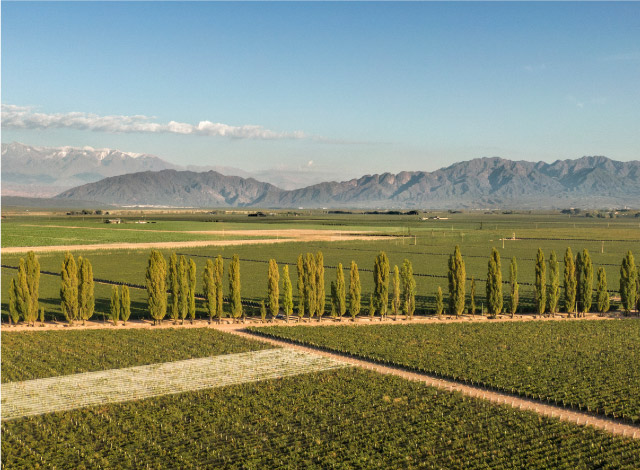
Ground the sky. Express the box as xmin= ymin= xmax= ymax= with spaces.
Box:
xmin=2 ymin=1 xmax=639 ymax=182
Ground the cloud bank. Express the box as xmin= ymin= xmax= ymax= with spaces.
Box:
xmin=1 ymin=104 xmax=305 ymax=140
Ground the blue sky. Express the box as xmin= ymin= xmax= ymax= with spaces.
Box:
xmin=2 ymin=1 xmax=639 ymax=180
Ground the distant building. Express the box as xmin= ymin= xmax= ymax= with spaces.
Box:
xmin=105 ymin=219 xmax=122 ymax=224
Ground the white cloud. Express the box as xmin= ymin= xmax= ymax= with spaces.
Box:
xmin=1 ymin=104 xmax=305 ymax=140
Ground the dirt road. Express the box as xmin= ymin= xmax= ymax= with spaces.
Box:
xmin=2 ymin=229 xmax=391 ymax=254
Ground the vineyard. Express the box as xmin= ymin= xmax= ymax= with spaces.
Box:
xmin=1 ymin=328 xmax=271 ymax=383
xmin=2 ymin=349 xmax=346 ymax=420
xmin=250 ymin=319 xmax=640 ymax=423
xmin=3 ymin=368 xmax=640 ymax=468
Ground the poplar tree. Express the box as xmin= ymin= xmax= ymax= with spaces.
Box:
xmin=178 ymin=255 xmax=189 ymax=324
xmin=229 ymin=254 xmax=242 ymax=320
xmin=214 ymin=255 xmax=224 ymax=322
xmin=401 ymin=259 xmax=416 ymax=319
xmin=636 ymin=268 xmax=640 ymax=313
xmin=470 ymin=278 xmax=477 ymax=315
xmin=188 ymin=259 xmax=197 ymax=323
xmin=436 ymin=286 xmax=444 ymax=318
xmin=447 ymin=245 xmax=466 ymax=316
xmin=620 ymin=251 xmax=637 ymax=316
xmin=579 ymin=249 xmax=593 ymax=316
xmin=534 ymin=249 xmax=546 ymax=316
xmin=368 ymin=292 xmax=375 ymax=319
xmin=145 ymin=250 xmax=167 ymax=325
xmin=282 ymin=265 xmax=293 ymax=322
xmin=336 ymin=262 xmax=346 ymax=320
xmin=548 ymin=251 xmax=560 ymax=316
xmin=121 ymin=285 xmax=131 ymax=325
xmin=203 ymin=259 xmax=216 ymax=323
xmin=349 ymin=261 xmax=361 ymax=321
xmin=575 ymin=251 xmax=584 ymax=316
xmin=391 ymin=265 xmax=400 ymax=320
xmin=596 ymin=267 xmax=609 ymax=314
xmin=509 ymin=257 xmax=518 ymax=318
xmin=296 ymin=254 xmax=305 ymax=319
xmin=304 ymin=253 xmax=317 ymax=320
xmin=260 ymin=300 xmax=267 ymax=323
xmin=169 ymin=253 xmax=180 ymax=324
xmin=26 ymin=251 xmax=40 ymax=322
xmin=268 ymin=259 xmax=280 ymax=320
xmin=486 ymin=248 xmax=503 ymax=315
xmin=110 ymin=285 xmax=120 ymax=326
xmin=564 ymin=247 xmax=577 ymax=316
xmin=77 ymin=257 xmax=95 ymax=325
xmin=8 ymin=278 xmax=20 ymax=325
xmin=373 ymin=251 xmax=390 ymax=319
xmin=330 ymin=281 xmax=338 ymax=318
xmin=17 ymin=259 xmax=34 ymax=325
xmin=315 ymin=252 xmax=325 ymax=320
xmin=60 ymin=252 xmax=79 ymax=325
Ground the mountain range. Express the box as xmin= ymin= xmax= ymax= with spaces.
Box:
xmin=55 ymin=155 xmax=640 ymax=209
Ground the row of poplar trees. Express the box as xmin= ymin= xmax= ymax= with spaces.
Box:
xmin=441 ymin=246 xmax=639 ymax=317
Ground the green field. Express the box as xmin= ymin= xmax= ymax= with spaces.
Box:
xmin=1 ymin=328 xmax=271 ymax=383
xmin=3 ymin=367 xmax=639 ymax=469
xmin=251 ymin=320 xmax=640 ymax=423
xmin=2 ymin=211 xmax=639 ymax=323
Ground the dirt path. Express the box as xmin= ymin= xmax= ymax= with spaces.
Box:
xmin=227 ymin=327 xmax=640 ymax=440
xmin=2 ymin=231 xmax=390 ymax=254
xmin=2 ymin=312 xmax=620 ymax=332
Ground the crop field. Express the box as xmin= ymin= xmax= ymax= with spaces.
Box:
xmin=251 ymin=320 xmax=640 ymax=423
xmin=1 ymin=328 xmax=271 ymax=383
xmin=2 ymin=211 xmax=639 ymax=322
xmin=3 ymin=368 xmax=640 ymax=469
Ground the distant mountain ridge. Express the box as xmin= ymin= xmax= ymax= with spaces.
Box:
xmin=56 ymin=156 xmax=640 ymax=209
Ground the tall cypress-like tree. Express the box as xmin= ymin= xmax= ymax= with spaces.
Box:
xmin=391 ymin=265 xmax=400 ymax=320
xmin=315 ymin=252 xmax=325 ymax=320
xmin=596 ymin=267 xmax=609 ymax=314
xmin=214 ymin=255 xmax=224 ymax=322
xmin=579 ymin=249 xmax=593 ymax=316
xmin=168 ymin=253 xmax=180 ymax=324
xmin=268 ymin=259 xmax=280 ymax=320
xmin=548 ymin=251 xmax=560 ymax=316
xmin=336 ymin=263 xmax=346 ymax=320
xmin=259 ymin=300 xmax=267 ymax=322
xmin=368 ymin=292 xmax=375 ymax=318
xmin=282 ymin=265 xmax=293 ymax=322
xmin=575 ymin=251 xmax=584 ymax=316
xmin=77 ymin=257 xmax=95 ymax=325
xmin=121 ymin=285 xmax=131 ymax=325
xmin=401 ymin=259 xmax=416 ymax=319
xmin=296 ymin=254 xmax=305 ymax=319
xmin=509 ymin=257 xmax=519 ymax=318
xmin=470 ymin=278 xmax=477 ymax=315
xmin=349 ymin=261 xmax=361 ymax=321
xmin=486 ymin=248 xmax=503 ymax=315
xmin=619 ymin=251 xmax=637 ymax=316
xmin=110 ymin=285 xmax=120 ymax=326
xmin=564 ymin=247 xmax=577 ymax=316
xmin=178 ymin=255 xmax=189 ymax=324
xmin=60 ymin=252 xmax=78 ymax=325
xmin=203 ymin=259 xmax=216 ymax=323
xmin=145 ymin=250 xmax=167 ymax=325
xmin=330 ymin=280 xmax=338 ymax=318
xmin=436 ymin=286 xmax=444 ymax=318
xmin=534 ymin=249 xmax=546 ymax=316
xmin=636 ymin=268 xmax=640 ymax=313
xmin=8 ymin=278 xmax=20 ymax=325
xmin=304 ymin=253 xmax=317 ymax=320
xmin=26 ymin=251 xmax=40 ymax=323
xmin=373 ymin=251 xmax=390 ymax=319
xmin=188 ymin=259 xmax=197 ymax=323
xmin=17 ymin=258 xmax=35 ymax=325
xmin=229 ymin=254 xmax=242 ymax=320
xmin=448 ymin=246 xmax=466 ymax=316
